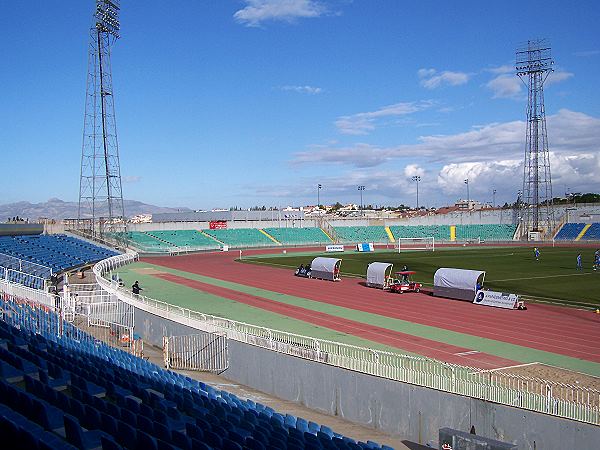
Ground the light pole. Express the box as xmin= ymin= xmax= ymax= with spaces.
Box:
xmin=317 ymin=184 xmax=322 ymax=210
xmin=492 ymin=189 xmax=496 ymax=208
xmin=412 ymin=175 xmax=421 ymax=209
xmin=464 ymin=178 xmax=470 ymax=206
xmin=358 ymin=185 xmax=365 ymax=217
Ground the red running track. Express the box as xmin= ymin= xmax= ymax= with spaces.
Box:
xmin=145 ymin=249 xmax=600 ymax=365
xmin=153 ymin=272 xmax=518 ymax=369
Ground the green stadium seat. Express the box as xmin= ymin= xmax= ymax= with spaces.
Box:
xmin=263 ymin=228 xmax=331 ymax=245
xmin=333 ymin=226 xmax=390 ymax=244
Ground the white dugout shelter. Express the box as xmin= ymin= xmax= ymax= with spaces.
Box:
xmin=433 ymin=268 xmax=485 ymax=301
xmin=366 ymin=262 xmax=394 ymax=289
xmin=310 ymin=257 xmax=342 ymax=281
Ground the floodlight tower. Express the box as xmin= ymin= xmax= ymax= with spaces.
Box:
xmin=516 ymin=39 xmax=555 ymax=238
xmin=78 ymin=0 xmax=125 ymax=238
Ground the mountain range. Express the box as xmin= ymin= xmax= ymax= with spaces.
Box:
xmin=0 ymin=198 xmax=190 ymax=221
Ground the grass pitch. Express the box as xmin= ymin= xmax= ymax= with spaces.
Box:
xmin=241 ymin=246 xmax=599 ymax=307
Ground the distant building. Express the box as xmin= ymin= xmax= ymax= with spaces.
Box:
xmin=454 ymin=199 xmax=484 ymax=211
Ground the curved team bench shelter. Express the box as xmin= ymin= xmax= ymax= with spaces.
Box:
xmin=433 ymin=267 xmax=485 ymax=301
xmin=366 ymin=262 xmax=394 ymax=289
xmin=310 ymin=257 xmax=342 ymax=281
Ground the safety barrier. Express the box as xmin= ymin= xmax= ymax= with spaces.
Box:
xmin=163 ymin=333 xmax=228 ymax=373
xmin=93 ymin=253 xmax=598 ymax=425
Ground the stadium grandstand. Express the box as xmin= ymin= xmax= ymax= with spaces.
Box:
xmin=0 ymin=232 xmax=118 ymax=290
xmin=262 ymin=227 xmax=332 ymax=246
xmin=333 ymin=226 xmax=390 ymax=244
xmin=1 ymin=213 xmax=600 ymax=449
xmin=0 ymin=291 xmax=394 ymax=449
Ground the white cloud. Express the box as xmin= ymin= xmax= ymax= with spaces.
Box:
xmin=295 ymin=109 xmax=600 ymax=168
xmin=574 ymin=50 xmax=600 ymax=57
xmin=487 ymin=69 xmax=573 ymax=99
xmin=279 ymin=85 xmax=323 ymax=94
xmin=485 ymin=65 xmax=514 ymax=75
xmin=418 ymin=68 xmax=470 ymax=89
xmin=293 ymin=143 xmax=401 ymax=167
xmin=234 ymin=0 xmax=326 ymax=27
xmin=436 ymin=152 xmax=600 ymax=199
xmin=546 ymin=70 xmax=574 ymax=86
xmin=289 ymin=109 xmax=600 ymax=204
xmin=335 ymin=101 xmax=434 ymax=135
xmin=437 ymin=160 xmax=521 ymax=197
xmin=486 ymin=74 xmax=522 ymax=99
xmin=403 ymin=164 xmax=424 ymax=178
xmin=123 ymin=175 xmax=141 ymax=183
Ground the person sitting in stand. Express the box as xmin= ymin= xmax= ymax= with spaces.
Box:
xmin=132 ymin=281 xmax=143 ymax=295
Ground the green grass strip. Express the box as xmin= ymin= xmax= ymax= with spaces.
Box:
xmin=119 ymin=261 xmax=600 ymax=376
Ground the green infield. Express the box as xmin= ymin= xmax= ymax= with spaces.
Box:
xmin=241 ymin=246 xmax=600 ymax=306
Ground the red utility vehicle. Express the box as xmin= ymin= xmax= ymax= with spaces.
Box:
xmin=389 ymin=271 xmax=422 ymax=294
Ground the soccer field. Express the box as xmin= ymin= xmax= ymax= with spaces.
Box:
xmin=241 ymin=246 xmax=599 ymax=306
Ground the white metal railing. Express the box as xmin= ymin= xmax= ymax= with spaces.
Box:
xmin=0 ymin=252 xmax=53 ymax=277
xmin=93 ymin=253 xmax=600 ymax=425
xmin=163 ymin=333 xmax=228 ymax=372
xmin=0 ymin=278 xmax=58 ymax=309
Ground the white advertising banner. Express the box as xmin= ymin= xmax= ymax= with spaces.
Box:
xmin=325 ymin=245 xmax=345 ymax=252
xmin=473 ymin=290 xmax=518 ymax=309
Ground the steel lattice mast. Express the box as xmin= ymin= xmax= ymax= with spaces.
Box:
xmin=78 ymin=0 xmax=125 ymax=237
xmin=516 ymin=39 xmax=555 ymax=237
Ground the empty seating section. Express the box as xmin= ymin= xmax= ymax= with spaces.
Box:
xmin=554 ymin=223 xmax=586 ymax=240
xmin=0 ymin=234 xmax=118 ymax=275
xmin=333 ymin=226 xmax=389 ymax=243
xmin=455 ymin=224 xmax=516 ymax=241
xmin=264 ymin=227 xmax=332 ymax=245
xmin=390 ymin=225 xmax=450 ymax=241
xmin=580 ymin=223 xmax=600 ymax=241
xmin=146 ymin=230 xmax=220 ymax=250
xmin=0 ymin=253 xmax=50 ymax=290
xmin=0 ymin=298 xmax=393 ymax=450
xmin=125 ymin=231 xmax=173 ymax=251
xmin=204 ymin=228 xmax=274 ymax=248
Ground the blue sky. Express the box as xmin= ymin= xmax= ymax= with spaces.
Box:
xmin=1 ymin=0 xmax=599 ymax=210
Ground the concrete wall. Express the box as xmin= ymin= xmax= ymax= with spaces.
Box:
xmin=133 ymin=306 xmax=600 ymax=449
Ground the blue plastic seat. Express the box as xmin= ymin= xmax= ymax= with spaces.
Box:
xmin=101 ymin=436 xmax=124 ymax=450
xmin=171 ymin=429 xmax=192 ymax=450
xmin=0 ymin=360 xmax=23 ymax=382
xmin=63 ymin=414 xmax=107 ymax=450
xmin=246 ymin=437 xmax=268 ymax=450
xmin=100 ymin=412 xmax=118 ymax=436
xmin=223 ymin=438 xmax=244 ymax=450
xmin=136 ymin=430 xmax=158 ymax=450
xmin=190 ymin=439 xmax=212 ymax=450
xmin=204 ymin=429 xmax=223 ymax=448
xmin=116 ymin=420 xmax=138 ymax=449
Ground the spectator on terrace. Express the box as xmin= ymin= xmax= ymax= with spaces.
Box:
xmin=132 ymin=281 xmax=143 ymax=295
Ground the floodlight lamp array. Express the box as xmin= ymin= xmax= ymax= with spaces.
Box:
xmin=95 ymin=0 xmax=120 ymax=38
xmin=515 ymin=40 xmax=553 ymax=75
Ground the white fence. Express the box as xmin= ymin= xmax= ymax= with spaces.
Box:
xmin=163 ymin=333 xmax=228 ymax=373
xmin=0 ymin=277 xmax=58 ymax=309
xmin=90 ymin=253 xmax=596 ymax=426
xmin=0 ymin=252 xmax=52 ymax=277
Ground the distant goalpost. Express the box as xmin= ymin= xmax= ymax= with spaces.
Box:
xmin=394 ymin=236 xmax=435 ymax=252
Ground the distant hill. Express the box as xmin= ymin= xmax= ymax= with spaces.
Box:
xmin=0 ymin=198 xmax=191 ymax=221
